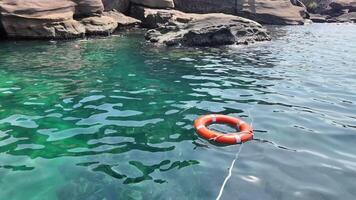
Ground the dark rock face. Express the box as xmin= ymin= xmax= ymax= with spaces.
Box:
xmin=102 ymin=0 xmax=130 ymax=13
xmin=131 ymin=0 xmax=175 ymax=9
xmin=329 ymin=0 xmax=356 ymax=11
xmin=74 ymin=0 xmax=104 ymax=16
xmin=180 ymin=27 xmax=236 ymax=46
xmin=139 ymin=7 xmax=271 ymax=46
xmin=299 ymin=0 xmax=332 ymax=13
xmin=301 ymin=0 xmax=356 ymax=23
xmin=173 ymin=0 xmax=306 ymax=25
xmin=0 ymin=15 xmax=7 ymax=38
xmin=174 ymin=0 xmax=236 ymax=14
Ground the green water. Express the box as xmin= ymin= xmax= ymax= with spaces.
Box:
xmin=1 ymin=24 xmax=356 ymax=200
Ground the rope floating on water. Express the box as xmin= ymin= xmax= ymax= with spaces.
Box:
xmin=216 ymin=110 xmax=253 ymax=200
xmin=216 ymin=143 xmax=244 ymax=200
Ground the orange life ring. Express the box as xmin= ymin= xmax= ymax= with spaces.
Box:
xmin=194 ymin=114 xmax=253 ymax=145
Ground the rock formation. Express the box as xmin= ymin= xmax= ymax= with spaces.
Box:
xmin=103 ymin=10 xmax=141 ymax=29
xmin=74 ymin=0 xmax=104 ymax=16
xmin=80 ymin=15 xmax=118 ymax=35
xmin=301 ymin=0 xmax=356 ymax=22
xmin=173 ymin=0 xmax=307 ymax=25
xmin=131 ymin=0 xmax=175 ymax=9
xmin=102 ymin=0 xmax=130 ymax=13
xmin=6 ymin=0 xmax=355 ymax=44
xmin=132 ymin=6 xmax=270 ymax=46
xmin=0 ymin=0 xmax=85 ymax=39
xmin=0 ymin=0 xmax=139 ymax=39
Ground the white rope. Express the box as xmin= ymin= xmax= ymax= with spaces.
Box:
xmin=215 ymin=109 xmax=253 ymax=200
xmin=216 ymin=143 xmax=244 ymax=200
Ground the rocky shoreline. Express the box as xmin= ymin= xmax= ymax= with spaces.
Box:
xmin=0 ymin=0 xmax=355 ymax=46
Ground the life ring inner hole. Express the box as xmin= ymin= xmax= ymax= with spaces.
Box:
xmin=207 ymin=123 xmax=240 ymax=134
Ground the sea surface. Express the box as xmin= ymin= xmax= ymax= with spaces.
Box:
xmin=0 ymin=24 xmax=355 ymax=200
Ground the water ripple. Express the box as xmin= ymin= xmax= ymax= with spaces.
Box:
xmin=0 ymin=24 xmax=355 ymax=200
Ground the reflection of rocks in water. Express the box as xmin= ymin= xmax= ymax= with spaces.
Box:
xmin=0 ymin=165 xmax=34 ymax=171
xmin=57 ymin=158 xmax=198 ymax=199
xmin=75 ymin=159 xmax=199 ymax=184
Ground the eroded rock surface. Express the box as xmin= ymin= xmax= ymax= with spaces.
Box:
xmin=131 ymin=5 xmax=192 ymax=28
xmin=74 ymin=0 xmax=104 ymax=16
xmin=0 ymin=0 xmax=143 ymax=39
xmin=103 ymin=10 xmax=141 ymax=28
xmin=139 ymin=7 xmax=270 ymax=46
xmin=81 ymin=15 xmax=118 ymax=35
xmin=0 ymin=0 xmax=85 ymax=38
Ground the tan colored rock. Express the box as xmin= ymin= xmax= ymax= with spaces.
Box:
xmin=240 ymin=0 xmax=307 ymax=25
xmin=131 ymin=0 xmax=174 ymax=9
xmin=81 ymin=15 xmax=118 ymax=35
xmin=173 ymin=0 xmax=306 ymax=25
xmin=103 ymin=10 xmax=141 ymax=28
xmin=74 ymin=0 xmax=104 ymax=16
xmin=130 ymin=5 xmax=193 ymax=28
xmin=0 ymin=0 xmax=85 ymax=38
xmin=0 ymin=0 xmax=75 ymax=20
xmin=336 ymin=11 xmax=356 ymax=22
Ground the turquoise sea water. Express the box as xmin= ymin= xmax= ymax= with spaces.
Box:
xmin=0 ymin=24 xmax=356 ymax=200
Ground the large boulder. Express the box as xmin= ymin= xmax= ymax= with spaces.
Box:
xmin=0 ymin=0 xmax=85 ymax=38
xmin=80 ymin=15 xmax=118 ymax=35
xmin=102 ymin=0 xmax=130 ymax=13
xmin=173 ymin=0 xmax=306 ymax=25
xmin=74 ymin=0 xmax=104 ymax=16
xmin=136 ymin=7 xmax=271 ymax=46
xmin=131 ymin=0 xmax=174 ymax=9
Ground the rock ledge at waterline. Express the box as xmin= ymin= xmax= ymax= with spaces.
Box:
xmin=0 ymin=0 xmax=274 ymax=46
xmin=138 ymin=8 xmax=271 ymax=46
